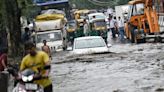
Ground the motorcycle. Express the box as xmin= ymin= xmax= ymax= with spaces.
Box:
xmin=7 ymin=65 xmax=45 ymax=92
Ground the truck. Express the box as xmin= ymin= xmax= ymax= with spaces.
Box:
xmin=33 ymin=13 xmax=67 ymax=52
xmin=125 ymin=0 xmax=163 ymax=43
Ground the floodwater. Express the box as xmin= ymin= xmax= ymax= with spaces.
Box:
xmin=51 ymin=43 xmax=164 ymax=92
xmin=8 ymin=32 xmax=164 ymax=92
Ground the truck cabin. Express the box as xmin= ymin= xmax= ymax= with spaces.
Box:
xmin=126 ymin=0 xmax=146 ymax=30
xmin=127 ymin=0 xmax=159 ymax=34
xmin=127 ymin=0 xmax=144 ymax=20
xmin=36 ymin=31 xmax=62 ymax=44
xmin=34 ymin=19 xmax=64 ymax=45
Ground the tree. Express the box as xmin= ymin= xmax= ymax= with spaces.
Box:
xmin=0 ymin=1 xmax=7 ymax=51
xmin=70 ymin=0 xmax=131 ymax=9
xmin=0 ymin=0 xmax=39 ymax=60
xmin=1 ymin=0 xmax=22 ymax=59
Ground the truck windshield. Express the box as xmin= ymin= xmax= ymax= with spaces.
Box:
xmin=132 ymin=3 xmax=144 ymax=15
xmin=37 ymin=32 xmax=62 ymax=43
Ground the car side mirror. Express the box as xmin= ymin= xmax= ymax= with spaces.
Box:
xmin=107 ymin=44 xmax=112 ymax=48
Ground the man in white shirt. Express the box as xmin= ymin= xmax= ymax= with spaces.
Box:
xmin=83 ymin=19 xmax=89 ymax=36
xmin=118 ymin=16 xmax=125 ymax=42
xmin=109 ymin=16 xmax=117 ymax=38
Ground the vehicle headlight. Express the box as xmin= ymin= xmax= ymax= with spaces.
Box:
xmin=27 ymin=75 xmax=34 ymax=81
xmin=22 ymin=75 xmax=28 ymax=82
xmin=22 ymin=75 xmax=34 ymax=82
xmin=57 ymin=45 xmax=63 ymax=49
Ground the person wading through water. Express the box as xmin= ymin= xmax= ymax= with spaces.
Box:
xmin=42 ymin=40 xmax=52 ymax=60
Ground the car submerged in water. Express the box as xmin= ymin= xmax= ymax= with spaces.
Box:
xmin=68 ymin=36 xmax=111 ymax=55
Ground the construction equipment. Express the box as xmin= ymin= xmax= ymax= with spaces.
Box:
xmin=125 ymin=0 xmax=161 ymax=43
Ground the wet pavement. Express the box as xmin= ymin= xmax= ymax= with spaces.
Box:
xmin=51 ymin=43 xmax=164 ymax=92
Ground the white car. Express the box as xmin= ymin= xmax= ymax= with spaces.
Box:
xmin=71 ymin=36 xmax=111 ymax=55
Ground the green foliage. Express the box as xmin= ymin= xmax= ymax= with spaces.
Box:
xmin=70 ymin=0 xmax=131 ymax=9
xmin=0 ymin=0 xmax=6 ymax=32
xmin=17 ymin=0 xmax=40 ymax=19
xmin=16 ymin=0 xmax=131 ymax=19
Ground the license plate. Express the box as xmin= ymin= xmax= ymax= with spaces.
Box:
xmin=25 ymin=83 xmax=38 ymax=90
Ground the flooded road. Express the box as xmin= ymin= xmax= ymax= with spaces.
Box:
xmin=51 ymin=43 xmax=164 ymax=92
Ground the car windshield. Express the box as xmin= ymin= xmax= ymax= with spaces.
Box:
xmin=95 ymin=15 xmax=105 ymax=19
xmin=37 ymin=32 xmax=62 ymax=43
xmin=80 ymin=15 xmax=86 ymax=19
xmin=94 ymin=21 xmax=106 ymax=27
xmin=75 ymin=38 xmax=106 ymax=49
xmin=67 ymin=22 xmax=76 ymax=29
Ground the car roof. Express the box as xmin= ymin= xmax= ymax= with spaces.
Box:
xmin=74 ymin=36 xmax=103 ymax=41
xmin=88 ymin=13 xmax=106 ymax=22
xmin=88 ymin=12 xmax=104 ymax=17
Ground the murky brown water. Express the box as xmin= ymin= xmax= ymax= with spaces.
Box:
xmin=51 ymin=43 xmax=164 ymax=92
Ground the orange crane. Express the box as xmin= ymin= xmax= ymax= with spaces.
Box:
xmin=125 ymin=0 xmax=161 ymax=43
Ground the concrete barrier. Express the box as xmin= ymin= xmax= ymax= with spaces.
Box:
xmin=0 ymin=72 xmax=9 ymax=92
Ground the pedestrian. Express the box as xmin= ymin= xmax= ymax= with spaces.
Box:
xmin=109 ymin=15 xmax=117 ymax=38
xmin=83 ymin=19 xmax=89 ymax=36
xmin=114 ymin=17 xmax=119 ymax=36
xmin=0 ymin=48 xmax=8 ymax=72
xmin=118 ymin=16 xmax=125 ymax=42
xmin=22 ymin=27 xmax=30 ymax=56
xmin=42 ymin=40 xmax=52 ymax=60
xmin=22 ymin=27 xmax=31 ymax=44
